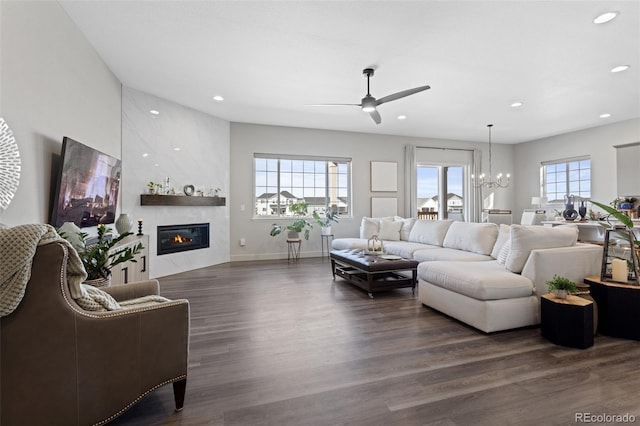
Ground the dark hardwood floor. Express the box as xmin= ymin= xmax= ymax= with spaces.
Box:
xmin=110 ymin=256 xmax=640 ymax=426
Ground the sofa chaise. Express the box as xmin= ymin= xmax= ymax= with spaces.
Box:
xmin=332 ymin=217 xmax=602 ymax=332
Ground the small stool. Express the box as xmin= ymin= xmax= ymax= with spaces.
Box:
xmin=287 ymin=238 xmax=301 ymax=262
xmin=541 ymin=294 xmax=594 ymax=349
xmin=320 ymin=234 xmax=334 ymax=259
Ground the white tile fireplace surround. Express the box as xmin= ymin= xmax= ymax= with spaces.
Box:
xmin=120 ymin=87 xmax=230 ymax=278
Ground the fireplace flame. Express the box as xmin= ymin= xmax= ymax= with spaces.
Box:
xmin=171 ymin=234 xmax=193 ymax=244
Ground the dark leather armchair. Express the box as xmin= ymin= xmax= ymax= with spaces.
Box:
xmin=0 ymin=242 xmax=189 ymax=425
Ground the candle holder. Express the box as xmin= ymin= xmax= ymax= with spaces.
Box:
xmin=367 ymin=235 xmax=384 ymax=255
xmin=137 ymin=220 xmax=143 ymax=236
xmin=601 ymin=225 xmax=639 ymax=284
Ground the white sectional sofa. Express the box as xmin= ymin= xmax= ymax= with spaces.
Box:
xmin=332 ymin=217 xmax=602 ymax=333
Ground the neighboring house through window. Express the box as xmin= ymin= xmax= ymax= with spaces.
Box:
xmin=254 ymin=154 xmax=351 ymax=218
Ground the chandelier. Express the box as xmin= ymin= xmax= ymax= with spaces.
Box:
xmin=472 ymin=124 xmax=510 ymax=189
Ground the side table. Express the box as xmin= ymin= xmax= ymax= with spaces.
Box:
xmin=320 ymin=234 xmax=334 ymax=259
xmin=541 ymin=294 xmax=594 ymax=349
xmin=287 ymin=238 xmax=301 ymax=262
xmin=585 ymin=276 xmax=640 ymax=340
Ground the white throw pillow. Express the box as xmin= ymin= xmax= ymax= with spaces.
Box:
xmin=408 ymin=220 xmax=453 ymax=247
xmin=497 ymin=238 xmax=510 ymax=265
xmin=360 ymin=217 xmax=380 ymax=239
xmin=491 ymin=224 xmax=511 ymax=259
xmin=442 ymin=222 xmax=498 ymax=255
xmin=505 ymin=224 xmax=579 ymax=273
xmin=394 ymin=216 xmax=416 ymax=241
xmin=378 ymin=219 xmax=402 ymax=241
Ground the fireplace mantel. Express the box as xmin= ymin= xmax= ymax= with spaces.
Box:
xmin=140 ymin=194 xmax=226 ymax=206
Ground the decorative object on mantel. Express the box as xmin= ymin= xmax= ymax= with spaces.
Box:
xmin=0 ymin=117 xmax=21 ymax=210
xmin=592 ymin=200 xmax=640 ymax=285
xmin=472 ymin=124 xmax=510 ymax=189
xmin=269 ymin=202 xmax=313 ymax=241
xmin=546 ymin=274 xmax=578 ymax=299
xmin=147 ymin=181 xmax=156 ymax=194
xmin=183 ymin=184 xmax=195 ymax=196
xmin=115 ymin=213 xmax=134 ymax=234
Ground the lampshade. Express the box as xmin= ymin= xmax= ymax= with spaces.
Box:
xmin=531 ymin=196 xmax=548 ymax=206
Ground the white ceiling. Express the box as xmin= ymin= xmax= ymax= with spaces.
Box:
xmin=59 ymin=0 xmax=640 ymax=144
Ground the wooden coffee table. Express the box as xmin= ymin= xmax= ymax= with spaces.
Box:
xmin=330 ymin=249 xmax=418 ymax=298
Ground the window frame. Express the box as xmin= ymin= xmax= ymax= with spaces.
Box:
xmin=253 ymin=153 xmax=352 ymax=219
xmin=540 ymin=155 xmax=591 ymax=203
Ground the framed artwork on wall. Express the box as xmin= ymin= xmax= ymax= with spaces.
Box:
xmin=371 ymin=197 xmax=398 ymax=217
xmin=370 ymin=161 xmax=397 ymax=192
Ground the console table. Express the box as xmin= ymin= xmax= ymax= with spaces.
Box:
xmin=584 ymin=276 xmax=640 ymax=340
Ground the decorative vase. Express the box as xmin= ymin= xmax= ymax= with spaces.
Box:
xmin=554 ymin=289 xmax=568 ymax=299
xmin=321 ymin=226 xmax=332 ymax=236
xmin=620 ymin=202 xmax=634 ymax=210
xmin=287 ymin=230 xmax=300 ymax=240
xmin=115 ymin=213 xmax=134 ymax=234
xmin=578 ymin=201 xmax=587 ymax=221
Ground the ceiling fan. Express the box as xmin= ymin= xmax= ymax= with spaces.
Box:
xmin=307 ymin=68 xmax=430 ymax=124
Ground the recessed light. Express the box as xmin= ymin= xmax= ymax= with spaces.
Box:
xmin=154 ymin=163 xmax=159 ymax=167
xmin=173 ymin=147 xmax=181 ymax=151
xmin=213 ymin=95 xmax=224 ymax=101
xmin=611 ymin=65 xmax=630 ymax=73
xmin=593 ymin=11 xmax=618 ymax=24
xmin=149 ymin=110 xmax=160 ymax=115
xmin=142 ymin=153 xmax=149 ymax=158
xmin=600 ymin=113 xmax=611 ymax=118
xmin=397 ymin=115 xmax=407 ymax=120
xmin=510 ymin=102 xmax=524 ymax=108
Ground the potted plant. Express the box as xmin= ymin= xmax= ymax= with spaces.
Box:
xmin=270 ymin=202 xmax=313 ymax=240
xmin=546 ymin=274 xmax=578 ymax=299
xmin=61 ymin=224 xmax=144 ymax=286
xmin=312 ymin=208 xmax=339 ymax=235
xmin=147 ymin=181 xmax=156 ymax=194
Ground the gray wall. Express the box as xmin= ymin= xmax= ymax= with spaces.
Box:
xmin=230 ymin=123 xmax=515 ymax=261
xmin=513 ymin=118 xmax=640 ymax=219
xmin=0 ymin=0 xmax=121 ymax=226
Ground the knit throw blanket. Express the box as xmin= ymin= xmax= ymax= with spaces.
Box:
xmin=0 ymin=224 xmax=168 ymax=317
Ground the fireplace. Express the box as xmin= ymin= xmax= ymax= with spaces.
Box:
xmin=157 ymin=223 xmax=210 ymax=255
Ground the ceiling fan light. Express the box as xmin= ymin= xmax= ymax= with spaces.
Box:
xmin=362 ymin=105 xmax=376 ymax=112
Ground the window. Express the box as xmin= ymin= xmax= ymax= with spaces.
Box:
xmin=254 ymin=154 xmax=351 ymax=218
xmin=417 ymin=164 xmax=465 ymax=220
xmin=541 ymin=156 xmax=591 ymax=203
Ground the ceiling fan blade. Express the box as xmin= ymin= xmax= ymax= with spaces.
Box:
xmin=304 ymin=103 xmax=361 ymax=107
xmin=376 ymin=85 xmax=430 ymax=106
xmin=369 ymin=110 xmax=381 ymax=125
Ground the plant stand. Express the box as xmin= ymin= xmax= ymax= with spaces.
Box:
xmin=320 ymin=234 xmax=334 ymax=259
xmin=287 ymin=238 xmax=301 ymax=262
